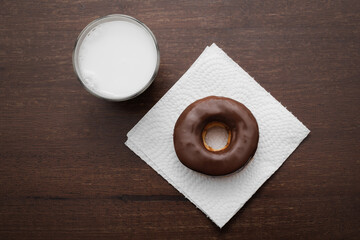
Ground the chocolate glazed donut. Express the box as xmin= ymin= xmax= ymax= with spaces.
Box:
xmin=173 ymin=96 xmax=259 ymax=176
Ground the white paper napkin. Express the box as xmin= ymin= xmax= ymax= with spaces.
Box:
xmin=125 ymin=43 xmax=310 ymax=228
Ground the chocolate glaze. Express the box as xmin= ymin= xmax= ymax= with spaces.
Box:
xmin=173 ymin=96 xmax=259 ymax=176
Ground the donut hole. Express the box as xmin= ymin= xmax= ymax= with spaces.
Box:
xmin=202 ymin=122 xmax=231 ymax=152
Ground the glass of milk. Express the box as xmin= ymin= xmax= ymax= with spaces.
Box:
xmin=73 ymin=14 xmax=160 ymax=101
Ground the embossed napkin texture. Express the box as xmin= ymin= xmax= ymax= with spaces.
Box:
xmin=125 ymin=43 xmax=310 ymax=228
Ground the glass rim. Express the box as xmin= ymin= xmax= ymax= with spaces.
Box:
xmin=72 ymin=14 xmax=160 ymax=101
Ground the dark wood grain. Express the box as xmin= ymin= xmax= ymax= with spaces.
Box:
xmin=1 ymin=0 xmax=359 ymax=239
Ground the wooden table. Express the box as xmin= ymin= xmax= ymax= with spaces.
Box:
xmin=1 ymin=1 xmax=359 ymax=239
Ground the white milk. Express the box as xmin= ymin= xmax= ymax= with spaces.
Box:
xmin=77 ymin=20 xmax=158 ymax=99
